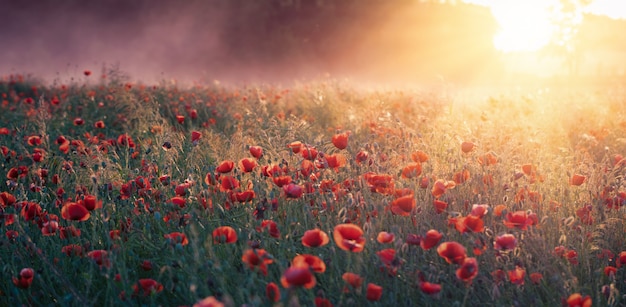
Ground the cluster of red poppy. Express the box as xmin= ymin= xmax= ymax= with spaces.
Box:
xmin=3 ymin=75 xmax=626 ymax=306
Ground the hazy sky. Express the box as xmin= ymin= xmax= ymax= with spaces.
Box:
xmin=0 ymin=0 xmax=623 ymax=85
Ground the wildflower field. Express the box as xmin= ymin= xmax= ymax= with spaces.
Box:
xmin=1 ymin=72 xmax=625 ymax=306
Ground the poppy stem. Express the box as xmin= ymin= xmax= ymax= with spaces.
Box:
xmin=461 ymin=283 xmax=472 ymax=307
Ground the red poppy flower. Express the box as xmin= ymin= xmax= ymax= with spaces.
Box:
xmin=281 ymin=263 xmax=316 ymax=289
xmin=170 ymin=196 xmax=186 ymax=208
xmin=377 ymin=231 xmax=395 ymax=244
xmin=191 ymin=130 xmax=202 ymax=143
xmin=0 ymin=191 xmax=16 ymax=207
xmin=59 ymin=225 xmax=81 ymax=239
xmin=521 ymin=164 xmax=535 ymax=176
xmin=355 ymin=150 xmax=369 ymax=164
xmin=456 ymin=257 xmax=478 ymax=282
xmin=332 ymin=132 xmax=349 ymax=150
xmin=333 ymin=223 xmax=365 ymax=252
xmin=530 ymin=272 xmax=543 ymax=284
xmin=242 ymin=248 xmax=274 ymax=275
xmin=133 ymin=278 xmax=163 ymax=296
xmin=342 ymin=272 xmax=363 ymax=290
xmin=315 ymin=297 xmax=332 ymax=307
xmin=437 ymin=241 xmax=467 ymax=264
xmin=433 ymin=199 xmax=448 ymax=214
xmin=237 ymin=158 xmax=257 ymax=173
xmin=164 ymin=232 xmax=189 ymax=246
xmin=186 ymin=108 xmax=197 ymax=120
xmin=604 ymin=266 xmax=617 ymax=276
xmin=401 ymin=163 xmax=422 ymax=179
xmin=194 ymin=296 xmax=224 ymax=307
xmin=565 ymin=249 xmax=579 ymax=265
xmin=366 ymin=283 xmax=383 ymax=301
xmin=176 ymin=115 xmax=185 ymax=124
xmin=233 ymin=190 xmax=255 ymax=203
xmin=272 ymin=175 xmax=292 ymax=187
xmin=411 ymin=150 xmax=429 ymax=163
xmin=508 ymin=266 xmax=525 ymax=285
xmin=141 ymin=260 xmax=153 ymax=271
xmin=219 ymin=176 xmax=240 ymax=191
xmin=477 ymin=151 xmax=498 ymax=166
xmin=462 ymin=215 xmax=484 ymax=233
xmin=494 ymin=234 xmax=517 ymax=250
xmin=94 ymin=120 xmax=105 ymax=129
xmin=570 ymin=174 xmax=586 ymax=186
xmin=61 ymin=202 xmax=90 ymax=221
xmin=453 ymin=169 xmax=470 ymax=184
xmin=212 ymin=226 xmax=237 ymax=244
xmin=376 ymin=248 xmax=400 ymax=275
xmin=287 ymin=141 xmax=303 ymax=153
xmin=421 ymin=229 xmax=442 ymax=250
xmin=575 ymin=205 xmax=593 ymax=225
xmin=6 ymin=229 xmax=18 ymax=240
xmin=7 ymin=166 xmax=25 ymax=180
xmin=266 ymin=282 xmax=280 ymax=302
xmin=283 ymin=183 xmax=304 ymax=199
xmin=461 ymin=141 xmax=475 ymax=153
xmin=87 ymin=250 xmax=111 ymax=268
xmin=431 ymin=179 xmax=448 ymax=198
xmin=81 ymin=194 xmax=102 ymax=211
xmin=302 ymin=228 xmax=330 ymax=247
xmin=84 ymin=70 xmax=92 ymax=76
xmin=260 ymin=220 xmax=280 ymax=238
xmin=566 ymin=293 xmax=592 ymax=307
xmin=470 ymin=204 xmax=489 ymax=218
xmin=293 ymin=254 xmax=326 ymax=273
xmin=27 ymin=135 xmax=42 ymax=146
xmin=618 ymin=251 xmax=626 ymax=267
xmin=364 ymin=172 xmax=395 ymax=194
xmin=73 ymin=118 xmax=84 ymax=126
xmin=41 ymin=220 xmax=59 ymax=236
xmin=493 ymin=204 xmax=507 ymax=217
xmin=61 ymin=244 xmax=84 ymax=256
xmin=174 ymin=183 xmax=191 ymax=196
xmin=323 ymin=153 xmax=347 ymax=170
xmin=503 ymin=211 xmax=533 ymax=230
xmin=301 ymin=146 xmax=318 ymax=160
xmin=419 ymin=281 xmax=442 ymax=295
xmin=12 ymin=268 xmax=34 ymax=289
xmin=158 ymin=175 xmax=170 ymax=186
xmin=249 ymin=146 xmax=263 ymax=159
xmin=32 ymin=148 xmax=45 ymax=162
xmin=216 ymin=160 xmax=235 ymax=173
xmin=390 ymin=194 xmax=415 ymax=216
xmin=116 ymin=134 xmax=135 ymax=148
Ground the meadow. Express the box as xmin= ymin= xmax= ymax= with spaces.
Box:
xmin=0 ymin=71 xmax=625 ymax=306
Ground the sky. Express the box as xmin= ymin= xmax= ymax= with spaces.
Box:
xmin=1 ymin=0 xmax=624 ymax=86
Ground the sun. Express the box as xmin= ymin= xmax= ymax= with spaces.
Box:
xmin=491 ymin=0 xmax=558 ymax=52
xmin=464 ymin=0 xmax=585 ymax=53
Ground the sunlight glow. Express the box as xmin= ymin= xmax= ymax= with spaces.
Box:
xmin=491 ymin=0 xmax=556 ymax=52
xmin=464 ymin=0 xmax=624 ymax=53
xmin=584 ymin=0 xmax=626 ymax=20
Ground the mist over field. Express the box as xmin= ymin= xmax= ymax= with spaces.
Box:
xmin=1 ymin=0 xmax=625 ymax=89
xmin=1 ymin=0 xmax=503 ymax=85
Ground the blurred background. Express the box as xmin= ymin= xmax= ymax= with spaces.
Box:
xmin=0 ymin=0 xmax=624 ymax=87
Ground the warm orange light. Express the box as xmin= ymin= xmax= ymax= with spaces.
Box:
xmin=462 ymin=0 xmax=626 ymax=53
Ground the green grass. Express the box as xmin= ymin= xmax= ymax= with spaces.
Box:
xmin=0 ymin=73 xmax=625 ymax=306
